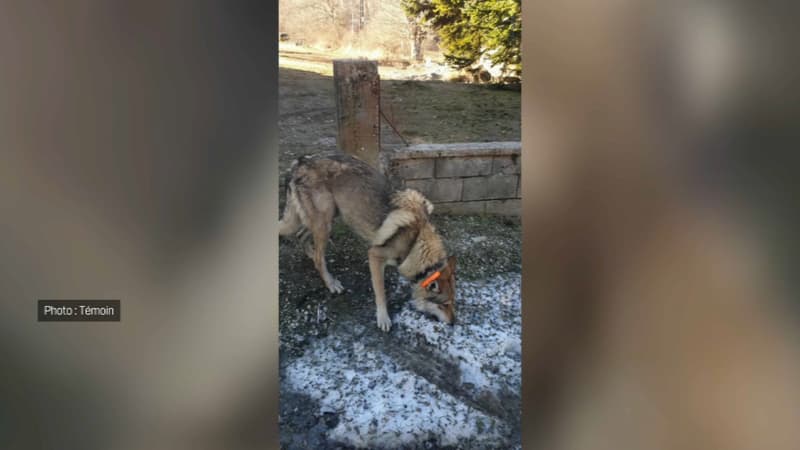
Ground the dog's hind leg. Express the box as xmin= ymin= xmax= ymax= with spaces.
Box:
xmin=279 ymin=192 xmax=302 ymax=237
xmin=306 ymin=192 xmax=344 ymax=294
xmin=312 ymin=232 xmax=343 ymax=294
xmin=296 ymin=228 xmax=315 ymax=260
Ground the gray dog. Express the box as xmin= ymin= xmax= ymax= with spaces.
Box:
xmin=279 ymin=153 xmax=457 ymax=331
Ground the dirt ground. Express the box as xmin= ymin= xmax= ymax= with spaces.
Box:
xmin=279 ymin=50 xmax=522 ymax=449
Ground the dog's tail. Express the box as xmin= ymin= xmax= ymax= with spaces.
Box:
xmin=372 ymin=189 xmax=434 ymax=247
xmin=279 ymin=157 xmax=312 ymax=238
xmin=284 ymin=155 xmax=310 ymax=196
xmin=391 ymin=189 xmax=434 ymax=215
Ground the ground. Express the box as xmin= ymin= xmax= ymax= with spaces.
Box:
xmin=279 ymin=47 xmax=522 ymax=449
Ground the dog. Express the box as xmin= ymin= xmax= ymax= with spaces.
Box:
xmin=279 ymin=153 xmax=457 ymax=331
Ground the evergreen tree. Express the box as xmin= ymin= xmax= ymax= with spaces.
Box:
xmin=402 ymin=0 xmax=521 ymax=77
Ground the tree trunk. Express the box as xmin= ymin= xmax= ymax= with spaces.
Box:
xmin=410 ymin=21 xmax=425 ymax=62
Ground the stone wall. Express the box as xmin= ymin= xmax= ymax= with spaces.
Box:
xmin=385 ymin=142 xmax=521 ymax=216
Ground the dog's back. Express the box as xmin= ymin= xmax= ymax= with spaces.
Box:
xmin=286 ymin=153 xmax=394 ymax=242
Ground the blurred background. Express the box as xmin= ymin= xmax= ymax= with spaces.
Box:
xmin=522 ymin=1 xmax=800 ymax=449
xmin=0 ymin=2 xmax=279 ymax=449
xmin=1 ymin=0 xmax=799 ymax=449
xmin=278 ymin=0 xmax=520 ymax=83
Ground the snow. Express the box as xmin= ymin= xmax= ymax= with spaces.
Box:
xmin=284 ymin=274 xmax=521 ymax=448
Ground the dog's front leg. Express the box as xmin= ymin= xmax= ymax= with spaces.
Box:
xmin=368 ymin=246 xmax=391 ymax=332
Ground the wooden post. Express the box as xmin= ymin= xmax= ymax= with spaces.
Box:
xmin=333 ymin=59 xmax=381 ymax=169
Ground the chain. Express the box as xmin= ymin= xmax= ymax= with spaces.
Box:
xmin=379 ymin=103 xmax=410 ymax=147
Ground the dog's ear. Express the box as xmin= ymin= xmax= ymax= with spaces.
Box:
xmin=447 ymin=255 xmax=457 ymax=274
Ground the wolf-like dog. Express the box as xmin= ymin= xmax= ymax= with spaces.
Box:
xmin=279 ymin=153 xmax=456 ymax=331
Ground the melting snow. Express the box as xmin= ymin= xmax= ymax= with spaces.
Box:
xmin=284 ymin=273 xmax=521 ymax=449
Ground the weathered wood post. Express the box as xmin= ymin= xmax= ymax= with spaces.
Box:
xmin=333 ymin=59 xmax=381 ymax=169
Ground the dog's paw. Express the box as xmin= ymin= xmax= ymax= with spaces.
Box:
xmin=326 ymin=277 xmax=344 ymax=294
xmin=376 ymin=312 xmax=392 ymax=332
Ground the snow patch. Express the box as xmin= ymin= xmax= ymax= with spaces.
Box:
xmin=284 ymin=274 xmax=521 ymax=448
xmin=394 ymin=274 xmax=522 ymax=397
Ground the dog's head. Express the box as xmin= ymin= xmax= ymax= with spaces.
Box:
xmin=412 ymin=256 xmax=457 ymax=324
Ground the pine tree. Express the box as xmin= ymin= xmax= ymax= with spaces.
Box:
xmin=402 ymin=0 xmax=521 ymax=77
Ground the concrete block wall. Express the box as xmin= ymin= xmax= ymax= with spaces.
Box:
xmin=386 ymin=142 xmax=521 ymax=216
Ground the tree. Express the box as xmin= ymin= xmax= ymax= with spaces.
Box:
xmin=402 ymin=0 xmax=521 ymax=77
xmin=408 ymin=15 xmax=426 ymax=61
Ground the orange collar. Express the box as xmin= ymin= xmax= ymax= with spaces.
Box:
xmin=411 ymin=259 xmax=447 ymax=286
xmin=420 ymin=270 xmax=441 ymax=288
